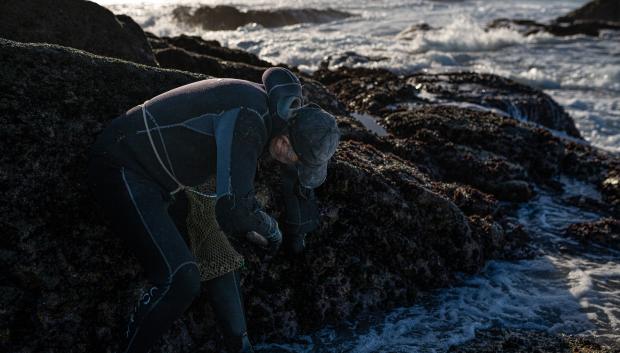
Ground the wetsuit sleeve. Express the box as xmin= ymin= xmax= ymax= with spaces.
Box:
xmin=214 ymin=109 xmax=282 ymax=245
xmin=280 ymin=164 xmax=319 ymax=235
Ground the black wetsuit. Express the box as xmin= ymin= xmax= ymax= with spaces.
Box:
xmin=87 ymin=76 xmax=318 ymax=353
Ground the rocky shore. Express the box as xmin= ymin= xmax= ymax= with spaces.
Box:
xmin=1 ymin=0 xmax=618 ymax=352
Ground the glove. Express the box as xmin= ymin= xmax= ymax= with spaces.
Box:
xmin=282 ymin=232 xmax=306 ymax=255
xmin=254 ymin=211 xmax=283 ymax=254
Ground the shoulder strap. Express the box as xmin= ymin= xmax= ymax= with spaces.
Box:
xmin=141 ymin=101 xmax=185 ymax=194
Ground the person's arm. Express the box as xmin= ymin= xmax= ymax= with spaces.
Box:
xmin=280 ymin=164 xmax=319 ymax=254
xmin=214 ymin=108 xmax=282 ymax=252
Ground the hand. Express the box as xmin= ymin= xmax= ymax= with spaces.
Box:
xmin=245 ymin=221 xmax=282 ymax=253
xmin=283 ymin=232 xmax=306 ymax=255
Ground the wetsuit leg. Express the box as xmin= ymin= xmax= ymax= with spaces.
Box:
xmin=205 ymin=270 xmax=254 ymax=353
xmin=88 ymin=155 xmax=201 ymax=353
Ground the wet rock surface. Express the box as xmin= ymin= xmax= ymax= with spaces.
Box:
xmin=448 ymin=327 xmax=617 ymax=353
xmin=312 ymin=67 xmax=582 ymax=138
xmin=313 ymin=66 xmax=618 ymax=212
xmin=173 ymin=5 xmax=355 ymax=30
xmin=408 ymin=72 xmax=582 ymax=138
xmin=313 ymin=66 xmax=423 ymax=116
xmin=0 ymin=0 xmax=157 ymax=66
xmin=565 ymin=218 xmax=620 ymax=251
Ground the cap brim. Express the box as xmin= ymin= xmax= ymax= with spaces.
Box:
xmin=296 ymin=160 xmax=328 ymax=189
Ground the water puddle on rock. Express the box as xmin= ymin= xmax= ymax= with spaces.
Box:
xmin=256 ymin=176 xmax=620 ymax=352
xmin=351 ymin=112 xmax=390 ymax=137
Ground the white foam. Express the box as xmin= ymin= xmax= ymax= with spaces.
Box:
xmin=404 ymin=16 xmax=526 ymax=54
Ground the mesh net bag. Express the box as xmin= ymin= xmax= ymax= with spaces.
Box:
xmin=185 ymin=177 xmax=244 ymax=282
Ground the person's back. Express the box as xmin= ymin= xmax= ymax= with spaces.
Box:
xmin=92 ymin=78 xmax=271 ymax=193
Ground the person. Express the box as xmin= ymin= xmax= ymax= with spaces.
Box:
xmin=86 ymin=67 xmax=341 ymax=353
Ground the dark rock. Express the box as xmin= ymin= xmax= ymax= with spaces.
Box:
xmin=0 ymin=38 xmax=205 ymax=352
xmin=556 ymin=0 xmax=620 ymax=24
xmin=396 ymin=23 xmax=436 ymax=39
xmin=328 ymin=51 xmax=389 ymax=66
xmin=148 ymin=33 xmax=272 ymax=67
xmin=312 ymin=67 xmax=620 ymax=206
xmin=379 ymin=106 xmax=620 ymax=204
xmin=312 ymin=66 xmax=423 ymax=115
xmin=488 ymin=17 xmax=620 ymax=37
xmin=173 ymin=5 xmax=355 ymax=30
xmin=381 ymin=106 xmax=552 ymax=201
xmin=154 ymin=46 xmax=266 ymax=82
xmin=488 ymin=0 xmax=620 ymax=38
xmin=601 ymin=168 xmax=620 ymax=217
xmin=1 ymin=38 xmax=524 ymax=352
xmin=312 ymin=67 xmax=582 ymax=138
xmin=299 ymin=77 xmax=349 ymax=117
xmin=448 ymin=326 xmax=616 ymax=353
xmin=409 ymin=72 xmax=583 ymax=138
xmin=145 ymin=35 xmax=347 ymax=117
xmin=565 ymin=218 xmax=620 ymax=250
xmin=0 ymin=0 xmax=157 ymax=66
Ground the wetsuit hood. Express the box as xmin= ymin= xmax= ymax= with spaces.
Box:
xmin=262 ymin=67 xmax=303 ymax=135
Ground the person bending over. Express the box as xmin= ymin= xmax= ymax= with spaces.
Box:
xmin=87 ymin=67 xmax=341 ymax=353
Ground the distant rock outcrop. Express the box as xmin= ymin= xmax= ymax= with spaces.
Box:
xmin=487 ymin=0 xmax=620 ymax=37
xmin=556 ymin=0 xmax=620 ymax=24
xmin=487 ymin=17 xmax=620 ymax=37
xmin=0 ymin=0 xmax=157 ymax=65
xmin=172 ymin=5 xmax=355 ymax=30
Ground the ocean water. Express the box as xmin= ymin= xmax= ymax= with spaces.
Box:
xmin=92 ymin=0 xmax=620 ymax=351
xmin=96 ymin=0 xmax=619 ymax=154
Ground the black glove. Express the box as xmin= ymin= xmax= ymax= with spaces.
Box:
xmin=282 ymin=232 xmax=306 ymax=255
xmin=281 ymin=165 xmax=319 ymax=235
xmin=215 ymin=192 xmax=282 ymax=253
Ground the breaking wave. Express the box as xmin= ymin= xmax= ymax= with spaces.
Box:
xmin=405 ymin=16 xmax=526 ymax=53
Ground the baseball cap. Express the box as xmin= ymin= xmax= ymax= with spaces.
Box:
xmin=288 ymin=104 xmax=341 ymax=189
